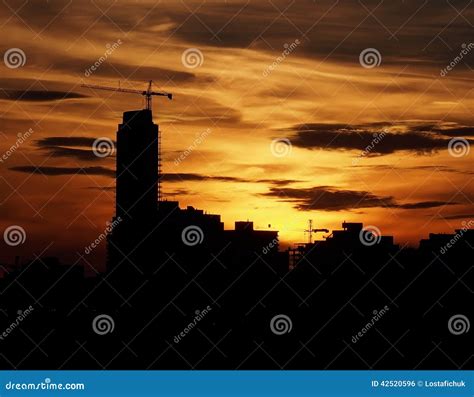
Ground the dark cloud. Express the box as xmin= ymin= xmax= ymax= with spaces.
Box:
xmin=430 ymin=127 xmax=474 ymax=137
xmin=351 ymin=164 xmax=474 ymax=175
xmin=0 ymin=90 xmax=88 ymax=102
xmin=256 ymin=179 xmax=301 ymax=186
xmin=35 ymin=136 xmax=116 ymax=161
xmin=160 ymin=173 xmax=246 ymax=183
xmin=42 ymin=147 xmax=107 ymax=162
xmin=409 ymin=124 xmax=474 ymax=137
xmin=287 ymin=123 xmax=474 ymax=155
xmin=162 ymin=174 xmax=301 ymax=186
xmin=36 ymin=137 xmax=107 ymax=147
xmin=9 ymin=165 xmax=115 ymax=177
xmin=262 ymin=186 xmax=457 ymax=211
xmin=9 ymin=167 xmax=248 ymax=183
xmin=397 ymin=201 xmax=456 ymax=210
xmin=442 ymin=214 xmax=474 ymax=220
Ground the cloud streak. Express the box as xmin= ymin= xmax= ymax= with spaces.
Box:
xmin=288 ymin=123 xmax=474 ymax=155
xmin=35 ymin=136 xmax=116 ymax=161
xmin=262 ymin=186 xmax=457 ymax=212
xmin=9 ymin=165 xmax=115 ymax=177
xmin=0 ymin=90 xmax=87 ymax=102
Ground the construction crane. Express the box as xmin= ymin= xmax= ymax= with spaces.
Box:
xmin=304 ymin=219 xmax=329 ymax=244
xmin=81 ymin=80 xmax=172 ymax=202
xmin=81 ymin=80 xmax=172 ymax=111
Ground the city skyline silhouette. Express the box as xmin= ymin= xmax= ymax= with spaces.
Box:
xmin=0 ymin=0 xmax=473 ymax=371
xmin=1 ymin=105 xmax=472 ymax=369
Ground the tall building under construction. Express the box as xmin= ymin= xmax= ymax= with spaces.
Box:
xmin=106 ymin=109 xmax=283 ymax=276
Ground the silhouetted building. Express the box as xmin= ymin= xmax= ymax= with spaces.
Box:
xmin=116 ymin=109 xmax=158 ymax=220
xmin=107 ymin=110 xmax=280 ymax=277
xmin=419 ymin=229 xmax=474 ymax=259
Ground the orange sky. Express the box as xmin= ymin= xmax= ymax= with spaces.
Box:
xmin=1 ymin=0 xmax=473 ymax=269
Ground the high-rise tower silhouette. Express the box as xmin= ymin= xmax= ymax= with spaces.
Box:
xmin=116 ymin=109 xmax=159 ymax=220
xmin=107 ymin=109 xmax=160 ymax=275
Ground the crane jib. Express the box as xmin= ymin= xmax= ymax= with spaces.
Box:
xmin=81 ymin=80 xmax=172 ymax=111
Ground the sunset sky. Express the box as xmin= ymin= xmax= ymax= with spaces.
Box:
xmin=1 ymin=0 xmax=473 ymax=269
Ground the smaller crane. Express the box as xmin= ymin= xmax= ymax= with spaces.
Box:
xmin=304 ymin=219 xmax=329 ymax=244
xmin=81 ymin=80 xmax=172 ymax=111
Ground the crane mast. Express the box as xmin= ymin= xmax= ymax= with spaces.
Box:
xmin=304 ymin=219 xmax=329 ymax=244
